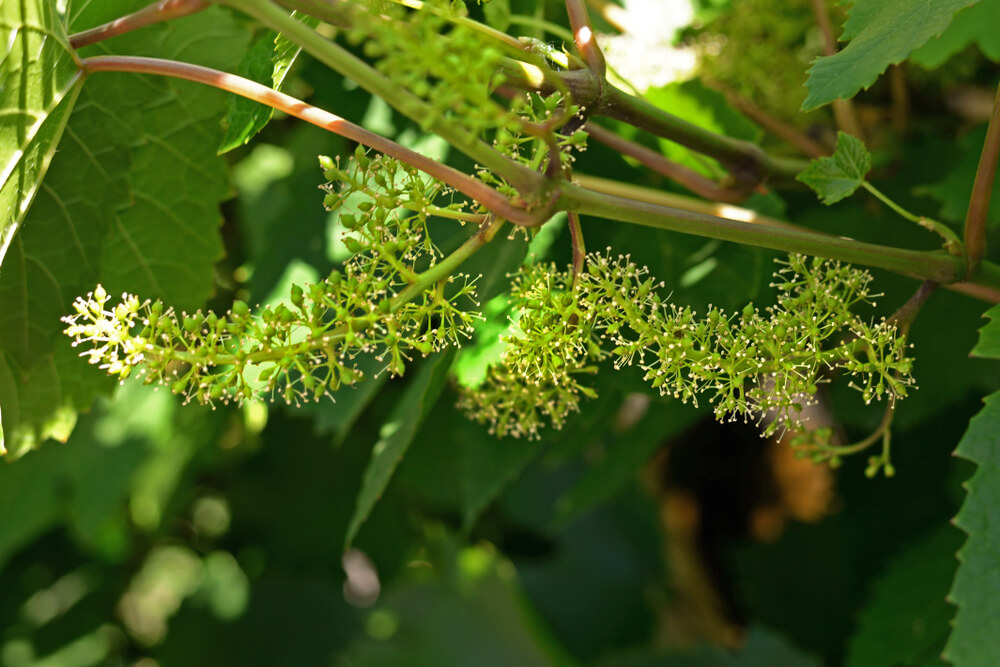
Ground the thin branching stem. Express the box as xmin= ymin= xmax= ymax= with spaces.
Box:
xmin=887 ymin=279 xmax=938 ymax=333
xmin=860 ymin=182 xmax=963 ymax=252
xmin=585 ymin=122 xmax=753 ymax=203
xmin=568 ymin=211 xmax=586 ymax=283
xmin=79 ymin=55 xmax=550 ymax=227
xmin=565 ymin=0 xmax=606 ymax=78
xmin=811 ymin=401 xmax=895 ymax=457
xmin=69 ymin=0 xmax=208 ymax=48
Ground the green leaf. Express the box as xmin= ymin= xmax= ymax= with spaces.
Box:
xmin=945 ymin=390 xmax=1000 ymax=665
xmin=482 ymin=0 xmax=512 ymax=31
xmin=797 ymin=132 xmax=872 ymax=205
xmin=0 ymin=423 xmax=149 ymax=570
xmin=802 ymin=0 xmax=979 ymax=111
xmin=345 ymin=350 xmax=456 ymax=548
xmin=644 ymin=80 xmax=762 ymax=179
xmin=594 ymin=626 xmax=821 ymax=666
xmin=971 ymin=304 xmax=1000 ymax=359
xmin=272 ymin=12 xmax=320 ymax=89
xmin=460 ymin=418 xmax=544 ymax=529
xmin=0 ymin=5 xmax=250 ymax=453
xmin=845 ymin=526 xmax=961 ymax=667
xmin=553 ymin=399 xmax=700 ymax=525
xmin=0 ymin=0 xmax=83 ymax=269
xmin=297 ymin=354 xmax=389 ymax=445
xmin=218 ymin=11 xmax=320 ymax=154
xmin=218 ymin=31 xmax=280 ymax=154
xmin=911 ymin=0 xmax=1000 ymax=68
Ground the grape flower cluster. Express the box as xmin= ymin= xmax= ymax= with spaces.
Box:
xmin=459 ymin=253 xmax=914 ymax=440
xmin=63 ymin=150 xmax=482 ymax=407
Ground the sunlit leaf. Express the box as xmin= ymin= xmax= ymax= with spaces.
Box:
xmin=0 ymin=0 xmax=83 ymax=269
xmin=0 ymin=5 xmax=250 ymax=453
xmin=218 ymin=11 xmax=320 ymax=154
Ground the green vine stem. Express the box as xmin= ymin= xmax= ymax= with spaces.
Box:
xmin=575 ymin=175 xmax=1000 ymax=302
xmin=859 ymin=182 xmax=963 ymax=253
xmin=558 ymin=182 xmax=998 ymax=287
xmin=964 ymin=80 xmax=1000 ymax=275
xmin=75 ymin=35 xmax=1000 ymax=295
xmin=572 ymin=174 xmax=798 ymax=230
xmin=79 ymin=55 xmax=550 ymax=227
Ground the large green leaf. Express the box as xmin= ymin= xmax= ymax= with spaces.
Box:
xmin=946 ymin=311 xmax=1000 ymax=664
xmin=802 ymin=0 xmax=980 ymax=111
xmin=0 ymin=0 xmax=83 ymax=269
xmin=0 ymin=4 xmax=250 ymax=454
xmin=845 ymin=526 xmax=960 ymax=667
xmin=345 ymin=350 xmax=456 ymax=548
xmin=945 ymin=390 xmax=1000 ymax=665
xmin=911 ymin=0 xmax=1000 ymax=69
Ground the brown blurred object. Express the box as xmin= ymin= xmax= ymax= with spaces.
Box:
xmin=945 ymin=84 xmax=998 ymax=123
xmin=647 ymin=412 xmax=837 ymax=650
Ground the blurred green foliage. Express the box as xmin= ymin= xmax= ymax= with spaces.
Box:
xmin=3 ymin=1 xmax=1000 ymax=666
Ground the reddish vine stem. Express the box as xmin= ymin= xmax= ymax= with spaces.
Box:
xmin=718 ymin=87 xmax=827 ymax=158
xmin=964 ymin=81 xmax=1000 ymax=276
xmin=568 ymin=211 xmax=586 ymax=283
xmin=585 ymin=122 xmax=753 ymax=203
xmin=887 ymin=279 xmax=938 ymax=333
xmin=69 ymin=0 xmax=208 ymax=49
xmin=565 ymin=0 xmax=606 ymax=78
xmin=79 ymin=55 xmax=551 ymax=227
xmin=810 ymin=0 xmax=863 ymax=139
